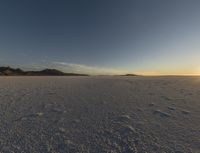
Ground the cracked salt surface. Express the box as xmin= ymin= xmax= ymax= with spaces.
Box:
xmin=0 ymin=76 xmax=199 ymax=152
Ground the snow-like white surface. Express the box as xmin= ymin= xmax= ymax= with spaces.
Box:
xmin=0 ymin=76 xmax=199 ymax=152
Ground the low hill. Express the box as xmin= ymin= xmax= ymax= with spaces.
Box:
xmin=124 ymin=74 xmax=139 ymax=76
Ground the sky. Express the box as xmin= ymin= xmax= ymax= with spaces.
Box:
xmin=0 ymin=0 xmax=200 ymax=75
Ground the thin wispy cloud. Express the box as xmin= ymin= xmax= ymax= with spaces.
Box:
xmin=52 ymin=62 xmax=130 ymax=75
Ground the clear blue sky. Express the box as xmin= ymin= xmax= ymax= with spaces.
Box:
xmin=1 ymin=0 xmax=200 ymax=75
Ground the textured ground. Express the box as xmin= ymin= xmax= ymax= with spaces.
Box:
xmin=0 ymin=76 xmax=199 ymax=153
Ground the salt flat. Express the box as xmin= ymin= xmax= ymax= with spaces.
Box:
xmin=0 ymin=76 xmax=199 ymax=153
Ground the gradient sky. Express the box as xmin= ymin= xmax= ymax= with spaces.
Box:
xmin=1 ymin=0 xmax=200 ymax=75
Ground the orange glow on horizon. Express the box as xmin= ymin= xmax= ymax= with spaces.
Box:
xmin=135 ymin=68 xmax=200 ymax=76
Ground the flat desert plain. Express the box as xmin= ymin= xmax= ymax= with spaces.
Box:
xmin=0 ymin=76 xmax=199 ymax=153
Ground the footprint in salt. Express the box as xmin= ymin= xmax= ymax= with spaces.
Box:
xmin=167 ymin=106 xmax=176 ymax=111
xmin=112 ymin=114 xmax=132 ymax=124
xmin=181 ymin=110 xmax=190 ymax=115
xmin=153 ymin=110 xmax=171 ymax=118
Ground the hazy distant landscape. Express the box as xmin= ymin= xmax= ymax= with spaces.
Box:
xmin=0 ymin=76 xmax=199 ymax=152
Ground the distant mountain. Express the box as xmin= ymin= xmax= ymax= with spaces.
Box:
xmin=124 ymin=74 xmax=139 ymax=76
xmin=0 ymin=67 xmax=88 ymax=76
xmin=0 ymin=67 xmax=25 ymax=75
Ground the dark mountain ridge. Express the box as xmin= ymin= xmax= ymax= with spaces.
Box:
xmin=0 ymin=67 xmax=88 ymax=76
